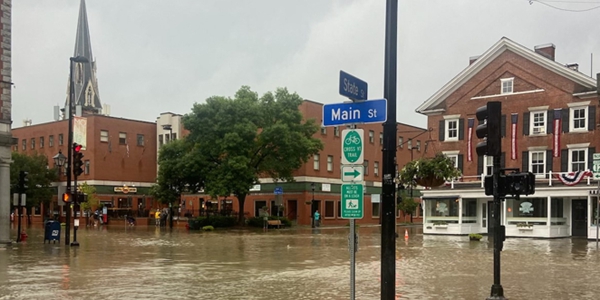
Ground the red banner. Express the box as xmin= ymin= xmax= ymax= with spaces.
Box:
xmin=467 ymin=118 xmax=474 ymax=162
xmin=511 ymin=114 xmax=518 ymax=160
xmin=553 ymin=109 xmax=561 ymax=157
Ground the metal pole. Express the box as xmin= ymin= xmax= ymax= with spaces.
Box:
xmin=596 ymin=180 xmax=599 ymax=249
xmin=65 ymin=58 xmax=74 ymax=245
xmin=349 ymin=218 xmax=356 ymax=300
xmin=487 ymin=155 xmax=506 ymax=300
xmin=311 ymin=184 xmax=315 ymax=228
xmin=381 ymin=0 xmax=398 ymax=299
xmin=71 ymin=175 xmax=79 ymax=247
xmin=16 ymin=193 xmax=22 ymax=242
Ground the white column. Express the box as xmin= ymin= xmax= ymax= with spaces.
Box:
xmin=0 ymin=157 xmax=11 ymax=244
xmin=547 ymin=196 xmax=552 ymax=237
xmin=458 ymin=198 xmax=462 ymax=224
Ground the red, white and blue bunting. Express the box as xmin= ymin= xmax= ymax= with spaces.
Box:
xmin=554 ymin=170 xmax=592 ymax=186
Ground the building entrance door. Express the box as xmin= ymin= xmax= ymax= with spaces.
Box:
xmin=571 ymin=199 xmax=587 ymax=237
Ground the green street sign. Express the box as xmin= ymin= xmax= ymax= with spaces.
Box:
xmin=593 ymin=153 xmax=600 ymax=179
xmin=341 ymin=184 xmax=364 ymax=219
xmin=341 ymin=129 xmax=364 ymax=165
xmin=341 ymin=165 xmax=363 ymax=182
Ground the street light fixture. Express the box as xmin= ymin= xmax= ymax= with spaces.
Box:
xmin=66 ymin=55 xmax=89 ymax=246
xmin=311 ymin=183 xmax=315 ymax=228
xmin=53 ymin=150 xmax=67 ymax=174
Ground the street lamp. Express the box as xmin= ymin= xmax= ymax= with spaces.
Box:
xmin=53 ymin=150 xmax=67 ymax=175
xmin=66 ymin=55 xmax=89 ymax=246
xmin=311 ymin=183 xmax=315 ymax=228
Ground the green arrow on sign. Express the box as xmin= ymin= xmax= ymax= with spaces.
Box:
xmin=344 ymin=169 xmax=361 ymax=178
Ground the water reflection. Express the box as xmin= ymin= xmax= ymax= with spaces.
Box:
xmin=1 ymin=226 xmax=599 ymax=299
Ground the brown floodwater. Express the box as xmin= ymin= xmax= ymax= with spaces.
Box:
xmin=0 ymin=225 xmax=599 ymax=300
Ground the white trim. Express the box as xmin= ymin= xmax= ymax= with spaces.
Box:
xmin=442 ymin=150 xmax=460 ymax=155
xmin=445 ymin=119 xmax=459 ymax=141
xmin=573 ymin=91 xmax=597 ymax=98
xmin=567 ymin=101 xmax=591 ymax=107
xmin=443 ymin=114 xmax=461 ymax=120
xmin=569 ymin=105 xmax=589 ymax=133
xmin=528 ymin=150 xmax=546 ymax=177
xmin=567 ymin=143 xmax=590 ymax=149
xmin=530 ymin=110 xmax=547 ymax=135
xmin=416 ymin=37 xmax=596 ymax=114
xmin=528 ymin=105 xmax=549 ymax=112
xmin=527 ymin=146 xmax=548 ymax=151
xmin=500 ymin=77 xmax=514 ymax=94
xmin=568 ymin=148 xmax=588 ymax=173
xmin=471 ymin=89 xmax=544 ymax=100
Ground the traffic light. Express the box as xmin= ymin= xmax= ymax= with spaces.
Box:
xmin=73 ymin=143 xmax=84 ymax=177
xmin=505 ymin=172 xmax=536 ymax=196
xmin=18 ymin=171 xmax=29 ymax=193
xmin=475 ymin=101 xmax=502 ymax=157
xmin=63 ymin=192 xmax=72 ymax=203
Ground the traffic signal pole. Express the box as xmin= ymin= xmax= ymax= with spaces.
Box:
xmin=65 ymin=58 xmax=75 ymax=246
xmin=488 ymin=154 xmax=505 ymax=300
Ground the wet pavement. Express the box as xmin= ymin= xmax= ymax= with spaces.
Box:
xmin=1 ymin=225 xmax=599 ymax=300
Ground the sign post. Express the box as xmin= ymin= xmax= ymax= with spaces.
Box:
xmin=593 ymin=153 xmax=600 ymax=248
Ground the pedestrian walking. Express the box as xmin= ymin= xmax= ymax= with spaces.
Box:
xmin=314 ymin=209 xmax=321 ymax=227
xmin=155 ymin=209 xmax=161 ymax=227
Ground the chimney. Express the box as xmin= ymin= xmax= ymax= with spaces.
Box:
xmin=534 ymin=43 xmax=556 ymax=61
xmin=469 ymin=55 xmax=480 ymax=65
xmin=565 ymin=63 xmax=579 ymax=71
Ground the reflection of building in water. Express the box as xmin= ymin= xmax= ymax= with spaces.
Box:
xmin=417 ymin=38 xmax=600 ymax=239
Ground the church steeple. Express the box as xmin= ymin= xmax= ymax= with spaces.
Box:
xmin=65 ymin=0 xmax=102 ymax=117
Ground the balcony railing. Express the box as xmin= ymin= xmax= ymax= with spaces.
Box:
xmin=442 ymin=170 xmax=596 ymax=190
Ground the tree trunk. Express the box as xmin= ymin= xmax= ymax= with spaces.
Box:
xmin=237 ymin=193 xmax=246 ymax=225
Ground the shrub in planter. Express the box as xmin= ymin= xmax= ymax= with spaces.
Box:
xmin=398 ymin=153 xmax=462 ymax=187
xmin=202 ymin=225 xmax=215 ymax=231
xmin=247 ymin=216 xmax=292 ymax=228
xmin=469 ymin=233 xmax=483 ymax=241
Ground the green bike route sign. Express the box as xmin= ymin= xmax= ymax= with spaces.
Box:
xmin=341 ymin=183 xmax=364 ymax=219
xmin=341 ymin=129 xmax=364 ymax=165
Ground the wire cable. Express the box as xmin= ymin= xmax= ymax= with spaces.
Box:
xmin=529 ymin=0 xmax=600 ymax=12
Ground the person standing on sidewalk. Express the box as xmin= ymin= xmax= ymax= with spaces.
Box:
xmin=314 ymin=210 xmax=321 ymax=227
xmin=155 ymin=209 xmax=161 ymax=227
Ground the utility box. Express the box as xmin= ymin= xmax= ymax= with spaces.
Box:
xmin=44 ymin=220 xmax=61 ymax=243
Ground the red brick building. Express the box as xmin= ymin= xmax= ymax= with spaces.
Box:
xmin=416 ymin=37 xmax=600 ymax=238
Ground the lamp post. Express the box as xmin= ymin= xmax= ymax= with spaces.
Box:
xmin=66 ymin=55 xmax=89 ymax=246
xmin=53 ymin=150 xmax=66 ymax=221
xmin=311 ymin=183 xmax=315 ymax=228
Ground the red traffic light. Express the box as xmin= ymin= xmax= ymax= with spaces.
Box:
xmin=73 ymin=143 xmax=82 ymax=152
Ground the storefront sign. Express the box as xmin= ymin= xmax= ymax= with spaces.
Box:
xmin=114 ymin=186 xmax=137 ymax=194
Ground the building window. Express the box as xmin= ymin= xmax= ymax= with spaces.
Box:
xmin=49 ymin=135 xmax=54 ymax=147
xmin=374 ymin=162 xmax=379 ymax=177
xmin=59 ymin=134 xmax=64 ymax=146
xmin=364 ymin=160 xmax=369 ymax=175
xmin=137 ymin=134 xmax=145 ymax=146
xmin=398 ymin=136 xmax=404 ymax=148
xmin=369 ymin=130 xmax=374 ymax=143
xmin=484 ymin=155 xmax=493 ymax=175
xmin=379 ymin=132 xmax=383 ymax=145
xmin=39 ymin=137 xmax=44 ymax=148
xmin=172 ymin=133 xmax=177 ymax=141
xmin=327 ymin=155 xmax=333 ymax=172
xmin=570 ymin=106 xmax=588 ymax=132
xmin=416 ymin=140 xmax=421 ymax=151
xmin=22 ymin=139 xmax=26 ymax=150
xmin=119 ymin=132 xmax=127 ymax=145
xmin=569 ymin=149 xmax=587 ymax=172
xmin=158 ymin=135 xmax=164 ymax=147
xmin=313 ymin=154 xmax=320 ymax=170
xmin=529 ymin=151 xmax=545 ymax=176
xmin=100 ymin=130 xmax=108 ymax=142
xmin=407 ymin=139 xmax=412 ymax=150
xmin=84 ymin=160 xmax=90 ymax=175
xmin=446 ymin=154 xmax=458 ymax=168
xmin=445 ymin=119 xmax=459 ymax=141
xmin=501 ymin=78 xmax=514 ymax=94
xmin=165 ymin=133 xmax=170 ymax=143
xmin=530 ymin=111 xmax=546 ymax=135
xmin=31 ymin=138 xmax=35 ymax=149
xmin=321 ymin=126 xmax=326 ymax=134
xmin=325 ymin=201 xmax=334 ymax=218
xmin=334 ymin=126 xmax=340 ymax=137
xmin=372 ymin=201 xmax=380 ymax=218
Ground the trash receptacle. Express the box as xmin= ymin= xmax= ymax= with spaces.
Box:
xmin=44 ymin=220 xmax=61 ymax=244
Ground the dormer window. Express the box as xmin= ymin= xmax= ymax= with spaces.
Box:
xmin=501 ymin=78 xmax=514 ymax=94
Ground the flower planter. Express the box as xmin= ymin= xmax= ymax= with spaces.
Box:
xmin=433 ymin=225 xmax=448 ymax=229
xmin=469 ymin=237 xmax=482 ymax=241
xmin=518 ymin=227 xmax=533 ymax=231
xmin=416 ymin=176 xmax=445 ymax=187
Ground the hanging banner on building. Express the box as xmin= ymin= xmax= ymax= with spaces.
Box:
xmin=553 ymin=109 xmax=561 ymax=157
xmin=511 ymin=114 xmax=518 ymax=160
xmin=73 ymin=116 xmax=87 ymax=150
xmin=467 ymin=118 xmax=474 ymax=162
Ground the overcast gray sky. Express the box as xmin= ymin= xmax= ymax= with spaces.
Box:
xmin=11 ymin=0 xmax=600 ymax=129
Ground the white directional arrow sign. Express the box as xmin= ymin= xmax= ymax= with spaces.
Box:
xmin=342 ymin=165 xmax=364 ymax=182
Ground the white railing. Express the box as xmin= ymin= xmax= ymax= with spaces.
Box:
xmin=441 ymin=170 xmax=596 ymax=190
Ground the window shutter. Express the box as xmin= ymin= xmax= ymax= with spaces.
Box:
xmin=523 ymin=112 xmax=530 ymax=135
xmin=562 ymin=109 xmax=569 ymax=133
xmin=522 ymin=151 xmax=529 ymax=172
xmin=588 ymin=147 xmax=596 ymax=170
xmin=457 ymin=154 xmax=464 ymax=173
xmin=588 ymin=105 xmax=596 ymax=131
xmin=501 ymin=114 xmax=506 ymax=137
xmin=546 ymin=150 xmax=553 ymax=177
xmin=546 ymin=110 xmax=553 ymax=134
xmin=500 ymin=152 xmax=506 ymax=169
xmin=458 ymin=118 xmax=465 ymax=140
xmin=561 ymin=149 xmax=568 ymax=172
xmin=477 ymin=155 xmax=483 ymax=177
xmin=439 ymin=120 xmax=445 ymax=142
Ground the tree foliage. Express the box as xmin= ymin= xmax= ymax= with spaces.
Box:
xmin=398 ymin=153 xmax=461 ymax=187
xmin=10 ymin=152 xmax=58 ymax=216
xmin=182 ymin=86 xmax=323 ymax=223
xmin=398 ymin=197 xmax=419 ymax=222
xmin=78 ymin=181 xmax=100 ymax=212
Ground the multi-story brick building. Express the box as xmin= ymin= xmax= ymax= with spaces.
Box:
xmin=416 ymin=37 xmax=600 ymax=238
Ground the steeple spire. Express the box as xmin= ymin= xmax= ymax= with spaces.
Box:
xmin=65 ymin=0 xmax=102 ymax=117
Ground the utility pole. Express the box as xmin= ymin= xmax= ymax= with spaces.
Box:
xmin=381 ymin=0 xmax=398 ymax=299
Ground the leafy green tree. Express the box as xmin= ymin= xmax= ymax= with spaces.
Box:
xmin=10 ymin=152 xmax=58 ymax=224
xmin=398 ymin=196 xmax=419 ymax=223
xmin=79 ymin=182 xmax=99 ymax=212
xmin=183 ymin=86 xmax=323 ymax=224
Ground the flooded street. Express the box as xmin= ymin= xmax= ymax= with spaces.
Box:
xmin=1 ymin=225 xmax=599 ymax=300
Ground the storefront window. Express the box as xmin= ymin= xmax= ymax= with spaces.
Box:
xmin=506 ymin=197 xmax=565 ymax=225
xmin=550 ymin=198 xmax=564 ymax=225
xmin=593 ymin=198 xmax=599 ymax=226
xmin=462 ymin=199 xmax=477 ymax=223
xmin=426 ymin=198 xmax=459 ymax=223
